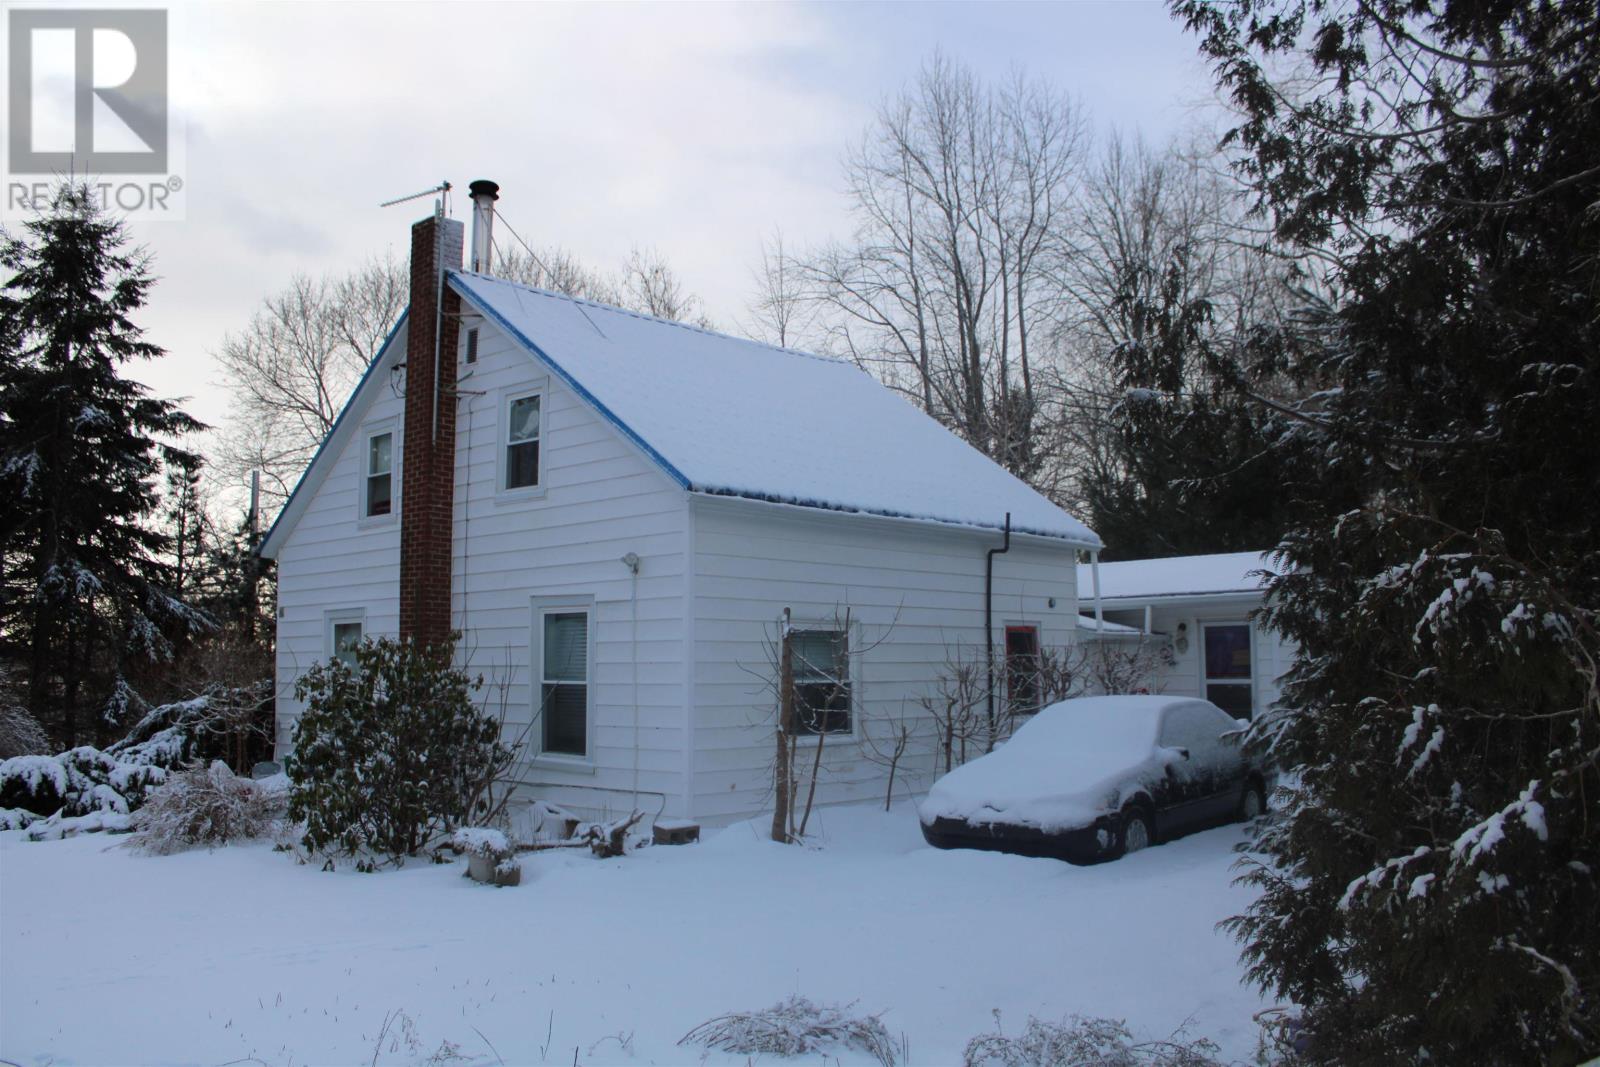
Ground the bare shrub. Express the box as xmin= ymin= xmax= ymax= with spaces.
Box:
xmin=0 ymin=704 xmax=50 ymax=760
xmin=680 ymin=995 xmax=898 ymax=1067
xmin=963 ymin=1014 xmax=1223 ymax=1067
xmin=920 ymin=645 xmax=991 ymax=773
xmin=131 ymin=760 xmax=285 ymax=854
xmin=0 ymin=665 xmax=50 ymax=759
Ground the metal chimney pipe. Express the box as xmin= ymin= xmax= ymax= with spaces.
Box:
xmin=468 ymin=179 xmax=499 ymax=274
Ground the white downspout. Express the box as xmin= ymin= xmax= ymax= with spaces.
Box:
xmin=1091 ymin=550 xmax=1104 ymax=633
xmin=622 ymin=552 xmax=642 ymax=805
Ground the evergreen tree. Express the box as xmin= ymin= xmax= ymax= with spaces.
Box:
xmin=0 ymin=183 xmax=210 ymax=746
xmin=1084 ymin=250 xmax=1313 ymax=560
xmin=162 ymin=453 xmax=210 ymax=600
xmin=1171 ymin=0 xmax=1600 ymax=1061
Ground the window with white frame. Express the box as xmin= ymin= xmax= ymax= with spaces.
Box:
xmin=790 ymin=627 xmax=851 ymax=735
xmin=330 ymin=618 xmax=363 ymax=667
xmin=504 ymin=393 xmax=541 ymax=490
xmin=364 ymin=431 xmax=393 ymax=517
xmin=539 ymin=608 xmax=589 ymax=756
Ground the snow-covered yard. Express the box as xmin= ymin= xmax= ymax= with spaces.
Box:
xmin=0 ymin=807 xmax=1266 ymax=1065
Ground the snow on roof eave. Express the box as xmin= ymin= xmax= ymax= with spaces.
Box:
xmin=1093 ymin=588 xmax=1267 ymax=604
xmin=447 ymin=273 xmax=692 ymax=491
xmin=1076 ymin=615 xmax=1146 ymax=638
xmin=258 ymin=310 xmax=410 ymax=560
xmin=690 ymin=486 xmax=1100 ymax=546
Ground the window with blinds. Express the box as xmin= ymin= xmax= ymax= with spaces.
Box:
xmin=540 ymin=610 xmax=589 ymax=756
xmin=790 ymin=628 xmax=851 ymax=735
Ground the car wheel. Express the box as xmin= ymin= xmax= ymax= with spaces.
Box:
xmin=1120 ymin=805 xmax=1153 ymax=856
xmin=1238 ymin=779 xmax=1266 ymax=821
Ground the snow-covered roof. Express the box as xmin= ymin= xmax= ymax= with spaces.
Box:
xmin=451 ymin=272 xmax=1098 ymax=545
xmin=1078 ymin=551 xmax=1279 ymax=603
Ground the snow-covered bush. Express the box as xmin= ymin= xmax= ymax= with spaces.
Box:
xmin=108 ymin=688 xmax=266 ymax=770
xmin=962 ymin=1015 xmax=1223 ymax=1067
xmin=0 ymin=754 xmax=70 ymax=813
xmin=0 ymin=693 xmax=242 ymax=824
xmin=287 ymin=635 xmax=514 ymax=864
xmin=679 ymin=996 xmax=898 ymax=1067
xmin=131 ymin=760 xmax=285 ymax=854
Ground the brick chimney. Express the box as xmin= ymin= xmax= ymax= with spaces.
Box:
xmin=399 ymin=210 xmax=464 ymax=645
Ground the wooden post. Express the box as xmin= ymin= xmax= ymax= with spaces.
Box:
xmin=771 ymin=608 xmax=793 ymax=843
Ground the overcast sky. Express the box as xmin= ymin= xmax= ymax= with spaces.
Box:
xmin=106 ymin=0 xmax=1221 ymax=489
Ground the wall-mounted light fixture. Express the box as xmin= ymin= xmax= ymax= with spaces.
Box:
xmin=1174 ymin=621 xmax=1189 ymax=655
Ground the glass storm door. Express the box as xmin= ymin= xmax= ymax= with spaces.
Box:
xmin=1202 ymin=622 xmax=1254 ymax=719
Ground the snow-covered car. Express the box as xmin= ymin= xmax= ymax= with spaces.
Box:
xmin=918 ymin=695 xmax=1267 ymax=864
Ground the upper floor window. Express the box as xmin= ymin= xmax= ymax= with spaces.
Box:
xmin=364 ymin=431 xmax=392 ymax=517
xmin=505 ymin=393 xmax=541 ymax=490
xmin=790 ymin=628 xmax=851 ymax=735
xmin=464 ymin=326 xmax=479 ymax=365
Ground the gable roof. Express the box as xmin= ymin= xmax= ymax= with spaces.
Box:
xmin=1076 ymin=550 xmax=1279 ymax=602
xmin=262 ymin=271 xmax=1100 ymax=559
xmin=450 ymin=271 xmax=1096 ymax=543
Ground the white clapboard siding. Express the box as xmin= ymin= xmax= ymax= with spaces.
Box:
xmin=273 ymin=312 xmax=691 ymax=821
xmin=687 ymin=494 xmax=1080 ymax=825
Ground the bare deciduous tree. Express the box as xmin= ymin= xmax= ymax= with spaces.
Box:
xmin=745 ymin=229 xmax=815 ymax=349
xmin=494 ymin=244 xmax=709 ymax=325
xmin=213 ymin=255 xmax=406 ymax=512
xmin=794 ymin=53 xmax=1087 ymax=482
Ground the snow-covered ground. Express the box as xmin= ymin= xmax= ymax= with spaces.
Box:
xmin=0 ymin=806 xmax=1267 ymax=1065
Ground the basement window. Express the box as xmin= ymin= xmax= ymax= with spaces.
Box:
xmin=790 ymin=628 xmax=851 ymax=735
xmin=504 ymin=393 xmax=541 ymax=490
xmin=364 ymin=431 xmax=393 ymax=517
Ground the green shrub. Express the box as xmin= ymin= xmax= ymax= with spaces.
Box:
xmin=286 ymin=635 xmax=512 ymax=863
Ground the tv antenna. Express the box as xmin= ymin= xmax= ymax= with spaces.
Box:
xmin=379 ymin=180 xmax=452 ymax=214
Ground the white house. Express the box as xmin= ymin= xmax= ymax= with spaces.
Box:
xmin=259 ymin=184 xmax=1103 ymax=827
xmin=1078 ymin=550 xmax=1294 ymax=720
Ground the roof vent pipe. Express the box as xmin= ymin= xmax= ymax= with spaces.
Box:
xmin=468 ymin=179 xmax=499 ymax=274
